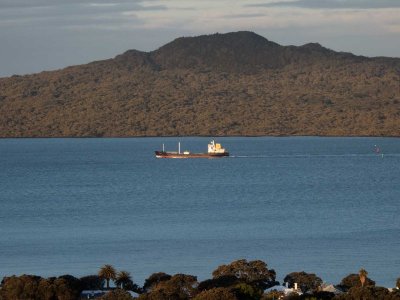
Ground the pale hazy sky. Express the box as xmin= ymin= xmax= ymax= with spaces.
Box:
xmin=1 ymin=0 xmax=400 ymax=77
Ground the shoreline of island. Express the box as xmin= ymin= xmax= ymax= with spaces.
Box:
xmin=1 ymin=259 xmax=399 ymax=300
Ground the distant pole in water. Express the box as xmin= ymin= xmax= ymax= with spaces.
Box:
xmin=162 ymin=143 xmax=165 ymax=152
xmin=374 ymin=145 xmax=384 ymax=158
xmin=178 ymin=142 xmax=181 ymax=154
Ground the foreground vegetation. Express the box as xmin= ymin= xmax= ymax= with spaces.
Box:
xmin=0 ymin=31 xmax=399 ymax=137
xmin=1 ymin=259 xmax=399 ymax=300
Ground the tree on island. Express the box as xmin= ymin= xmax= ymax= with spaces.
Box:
xmin=53 ymin=275 xmax=82 ymax=300
xmin=37 ymin=277 xmax=56 ymax=300
xmin=197 ymin=275 xmax=239 ymax=292
xmin=283 ymin=271 xmax=322 ymax=293
xmin=99 ymin=264 xmax=117 ymax=289
xmin=338 ymin=273 xmax=375 ymax=292
xmin=115 ymin=271 xmax=133 ymax=290
xmin=193 ymin=287 xmax=238 ymax=300
xmin=359 ymin=268 xmax=368 ymax=287
xmin=100 ymin=289 xmax=134 ymax=300
xmin=138 ymin=274 xmax=198 ymax=300
xmin=0 ymin=275 xmax=42 ymax=300
xmin=0 ymin=274 xmax=82 ymax=300
xmin=212 ymin=259 xmax=278 ymax=290
xmin=142 ymin=272 xmax=172 ymax=292
xmin=397 ymin=277 xmax=400 ymax=289
xmin=232 ymin=282 xmax=263 ymax=300
xmin=80 ymin=275 xmax=105 ymax=290
xmin=335 ymin=286 xmax=392 ymax=300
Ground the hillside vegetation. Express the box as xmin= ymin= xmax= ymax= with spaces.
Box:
xmin=0 ymin=31 xmax=399 ymax=137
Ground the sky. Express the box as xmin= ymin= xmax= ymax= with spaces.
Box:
xmin=1 ymin=0 xmax=400 ymax=77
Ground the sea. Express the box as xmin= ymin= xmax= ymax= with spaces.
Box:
xmin=0 ymin=137 xmax=399 ymax=288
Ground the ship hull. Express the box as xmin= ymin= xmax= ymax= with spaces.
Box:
xmin=155 ymin=151 xmax=229 ymax=159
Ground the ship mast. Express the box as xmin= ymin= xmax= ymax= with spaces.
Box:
xmin=178 ymin=142 xmax=181 ymax=154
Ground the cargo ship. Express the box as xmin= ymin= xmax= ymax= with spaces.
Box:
xmin=155 ymin=140 xmax=229 ymax=158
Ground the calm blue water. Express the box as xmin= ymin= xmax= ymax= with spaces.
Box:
xmin=0 ymin=137 xmax=399 ymax=287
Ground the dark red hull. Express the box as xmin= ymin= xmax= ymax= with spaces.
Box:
xmin=155 ymin=151 xmax=229 ymax=159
